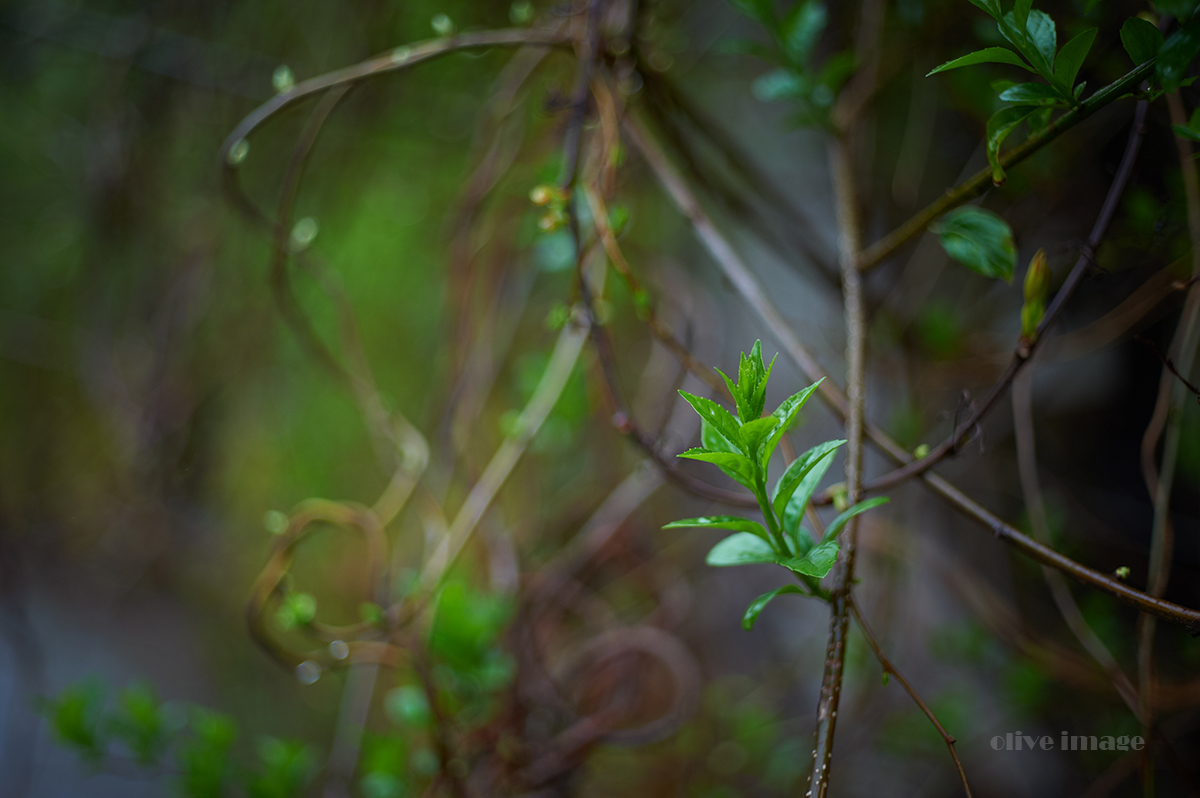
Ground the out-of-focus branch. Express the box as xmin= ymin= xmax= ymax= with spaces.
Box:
xmin=1138 ymin=89 xmax=1200 ymax=792
xmin=218 ymin=27 xmax=570 ymax=169
xmin=1012 ymin=366 xmax=1143 ymax=720
xmin=850 ymin=595 xmax=973 ymax=797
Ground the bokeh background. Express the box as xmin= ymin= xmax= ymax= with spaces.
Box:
xmin=1 ymin=0 xmax=1198 ymax=795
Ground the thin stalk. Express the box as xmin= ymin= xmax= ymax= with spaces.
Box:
xmin=1137 ymin=90 xmax=1200 ymax=796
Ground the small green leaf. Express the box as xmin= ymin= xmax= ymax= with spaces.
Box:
xmin=985 ymin=105 xmax=1037 ymax=184
xmin=761 ymin=380 xmax=823 ymax=466
xmin=664 ymin=515 xmax=771 ymax=543
xmin=778 ymin=1 xmax=827 ymax=65
xmin=701 ymin=418 xmax=740 ymax=454
xmin=781 ymin=444 xmax=839 ymax=536
xmin=998 ymin=82 xmax=1062 ymax=104
xmin=1053 ymin=28 xmax=1096 ymax=92
xmin=678 ymin=448 xmax=758 ymax=491
xmin=706 ymin=532 xmax=778 ymax=567
xmin=936 ymin=206 xmax=1018 ymax=281
xmin=926 ymin=47 xmax=1031 ymax=76
xmin=678 ymin=392 xmax=743 ymax=451
xmin=782 ymin=539 xmax=840 ymax=577
xmin=1113 ymin=18 xmax=1161 ymax=66
xmin=1158 ymin=18 xmax=1200 ymax=91
xmin=771 ymin=439 xmax=844 ymax=521
xmin=742 ymin=585 xmax=807 ymax=630
xmin=821 ymin=497 xmax=890 ymax=542
xmin=740 ymin=416 xmax=781 ymax=460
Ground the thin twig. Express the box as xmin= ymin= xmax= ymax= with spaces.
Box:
xmin=807 ymin=132 xmax=865 ymax=798
xmin=850 ymin=596 xmax=973 ymax=797
xmin=1012 ymin=365 xmax=1144 ymax=720
xmin=1138 ymin=89 xmax=1200 ymax=796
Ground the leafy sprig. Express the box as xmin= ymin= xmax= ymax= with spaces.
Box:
xmin=664 ymin=341 xmax=888 ymax=630
xmin=724 ymin=1 xmax=854 ymax=128
xmin=928 ymin=0 xmax=1097 ymax=185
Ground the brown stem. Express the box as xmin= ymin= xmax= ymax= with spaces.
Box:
xmin=850 ymin=596 xmax=973 ymax=797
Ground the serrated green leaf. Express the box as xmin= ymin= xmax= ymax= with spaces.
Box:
xmin=936 ymin=206 xmax=1017 ymax=281
xmin=1053 ymin=28 xmax=1095 ymax=92
xmin=779 ymin=1 xmax=827 ymax=65
xmin=761 ymin=380 xmax=823 ymax=466
xmin=782 ymin=539 xmax=840 ymax=577
xmin=742 ymin=585 xmax=806 ymax=630
xmin=984 ymin=105 xmax=1037 ymax=185
xmin=998 ymin=82 xmax=1062 ymax=104
xmin=679 ymin=392 xmax=743 ymax=451
xmin=821 ymin=496 xmax=890 ymax=542
xmin=664 ymin=515 xmax=770 ymax=542
xmin=740 ymin=416 xmax=780 ymax=462
xmin=1159 ymin=18 xmax=1200 ymax=91
xmin=701 ymin=418 xmax=740 ymax=454
xmin=678 ymin=449 xmax=758 ymax=490
xmin=706 ymin=532 xmax=777 ymax=566
xmin=781 ymin=445 xmax=839 ymax=536
xmin=771 ymin=439 xmax=844 ymax=521
xmin=927 ymin=47 xmax=1031 ymax=76
xmin=1120 ymin=18 xmax=1162 ymax=66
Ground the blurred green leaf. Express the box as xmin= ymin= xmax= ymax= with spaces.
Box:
xmin=111 ymin=682 xmax=167 ymax=765
xmin=936 ymin=206 xmax=1017 ymax=281
xmin=1159 ymin=18 xmax=1200 ymax=91
xmin=246 ymin=738 xmax=314 ymax=798
xmin=778 ymin=1 xmax=827 ymax=65
xmin=385 ymin=686 xmax=433 ymax=729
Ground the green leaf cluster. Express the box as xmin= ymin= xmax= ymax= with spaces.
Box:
xmin=664 ymin=341 xmax=888 ymax=631
xmin=41 ymin=679 xmax=315 ymax=798
xmin=929 ymin=1 xmax=1098 ymax=185
xmin=724 ymin=1 xmax=854 ymax=127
